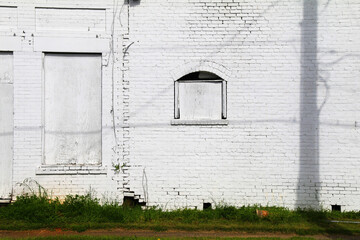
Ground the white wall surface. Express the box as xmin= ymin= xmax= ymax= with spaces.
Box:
xmin=0 ymin=6 xmax=17 ymax=31
xmin=0 ymin=0 xmax=359 ymax=211
xmin=0 ymin=0 xmax=123 ymax=202
xmin=35 ymin=8 xmax=106 ymax=32
xmin=122 ymin=0 xmax=360 ymax=210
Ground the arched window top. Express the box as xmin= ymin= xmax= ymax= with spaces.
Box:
xmin=178 ymin=71 xmax=222 ymax=81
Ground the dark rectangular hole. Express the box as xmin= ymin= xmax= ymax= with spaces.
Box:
xmin=203 ymin=202 xmax=212 ymax=210
xmin=332 ymin=204 xmax=341 ymax=212
xmin=123 ymin=196 xmax=146 ymax=208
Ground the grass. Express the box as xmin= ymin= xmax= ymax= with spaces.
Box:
xmin=0 ymin=194 xmax=359 ymax=236
xmin=0 ymin=237 xmax=322 ymax=240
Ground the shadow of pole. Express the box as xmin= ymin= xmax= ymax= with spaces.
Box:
xmin=297 ymin=0 xmax=320 ymax=210
xmin=297 ymin=1 xmax=353 ymax=238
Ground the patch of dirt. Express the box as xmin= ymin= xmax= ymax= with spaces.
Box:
xmin=0 ymin=229 xmax=358 ymax=239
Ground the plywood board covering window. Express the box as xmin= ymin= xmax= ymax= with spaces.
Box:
xmin=0 ymin=52 xmax=13 ymax=199
xmin=179 ymin=81 xmax=222 ymax=120
xmin=44 ymin=53 xmax=101 ymax=165
xmin=0 ymin=52 xmax=13 ymax=84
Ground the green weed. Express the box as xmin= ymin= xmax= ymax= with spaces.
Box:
xmin=0 ymin=194 xmax=359 ymax=236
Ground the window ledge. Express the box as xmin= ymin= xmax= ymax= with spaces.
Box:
xmin=36 ymin=165 xmax=107 ymax=175
xmin=171 ymin=119 xmax=228 ymax=126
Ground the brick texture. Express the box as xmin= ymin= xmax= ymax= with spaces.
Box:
xmin=0 ymin=0 xmax=359 ymax=210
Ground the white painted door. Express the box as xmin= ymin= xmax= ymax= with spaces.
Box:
xmin=0 ymin=52 xmax=13 ymax=201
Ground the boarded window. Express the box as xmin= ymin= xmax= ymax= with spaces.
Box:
xmin=174 ymin=72 xmax=227 ymax=120
xmin=0 ymin=52 xmax=13 ymax=84
xmin=44 ymin=53 xmax=101 ymax=165
xmin=178 ymin=81 xmax=222 ymax=120
xmin=0 ymin=52 xmax=13 ymax=200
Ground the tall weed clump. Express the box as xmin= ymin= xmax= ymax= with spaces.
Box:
xmin=0 ymin=193 xmax=150 ymax=224
xmin=59 ymin=194 xmax=103 ymax=222
xmin=1 ymin=194 xmax=60 ymax=222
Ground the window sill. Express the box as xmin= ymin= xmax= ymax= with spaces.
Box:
xmin=171 ymin=119 xmax=228 ymax=126
xmin=35 ymin=165 xmax=107 ymax=175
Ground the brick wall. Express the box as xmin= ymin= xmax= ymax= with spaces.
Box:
xmin=1 ymin=0 xmax=360 ymax=210
xmin=0 ymin=0 xmax=124 ymax=201
xmin=124 ymin=0 xmax=360 ymax=210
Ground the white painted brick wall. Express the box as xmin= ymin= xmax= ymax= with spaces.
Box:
xmin=0 ymin=0 xmax=123 ymax=201
xmin=124 ymin=0 xmax=360 ymax=210
xmin=1 ymin=0 xmax=360 ymax=211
